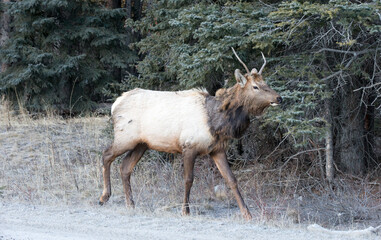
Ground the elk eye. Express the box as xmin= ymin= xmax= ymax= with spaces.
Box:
xmin=253 ymin=86 xmax=259 ymax=90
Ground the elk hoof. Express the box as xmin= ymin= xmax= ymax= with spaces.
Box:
xmin=182 ymin=211 xmax=190 ymax=216
xmin=126 ymin=200 xmax=135 ymax=208
xmin=99 ymin=194 xmax=110 ymax=205
xmin=182 ymin=205 xmax=190 ymax=216
xmin=243 ymin=211 xmax=253 ymax=221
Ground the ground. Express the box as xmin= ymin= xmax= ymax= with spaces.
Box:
xmin=1 ymin=203 xmax=378 ymax=240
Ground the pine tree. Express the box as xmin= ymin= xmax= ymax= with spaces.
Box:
xmin=0 ymin=0 xmax=136 ymax=112
xmin=127 ymin=0 xmax=381 ymax=175
xmin=0 ymin=0 xmax=11 ymax=73
xmin=267 ymin=0 xmax=381 ymax=174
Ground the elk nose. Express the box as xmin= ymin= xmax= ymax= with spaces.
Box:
xmin=277 ymin=96 xmax=283 ymax=104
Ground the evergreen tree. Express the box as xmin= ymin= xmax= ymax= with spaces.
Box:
xmin=0 ymin=0 xmax=379 ymax=175
xmin=127 ymin=0 xmax=381 ymax=175
xmin=0 ymin=0 xmax=11 ymax=73
xmin=128 ymin=0 xmax=326 ymax=147
xmin=267 ymin=0 xmax=381 ymax=174
xmin=0 ymin=0 xmax=135 ymax=112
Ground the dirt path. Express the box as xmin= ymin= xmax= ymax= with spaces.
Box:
xmin=0 ymin=202 xmax=377 ymax=240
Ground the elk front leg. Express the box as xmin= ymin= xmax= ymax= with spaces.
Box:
xmin=210 ymin=150 xmax=252 ymax=221
xmin=182 ymin=150 xmax=197 ymax=216
xmin=120 ymin=143 xmax=147 ymax=207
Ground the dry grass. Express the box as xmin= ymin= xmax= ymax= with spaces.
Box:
xmin=0 ymin=109 xmax=107 ymax=206
xmin=0 ymin=103 xmax=232 ymax=219
xmin=0 ymin=102 xmax=380 ymax=229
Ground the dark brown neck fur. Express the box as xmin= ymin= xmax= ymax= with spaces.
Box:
xmin=205 ymin=84 xmax=272 ymax=152
xmin=205 ymin=93 xmax=250 ymax=142
xmin=205 ymin=83 xmax=273 ymax=152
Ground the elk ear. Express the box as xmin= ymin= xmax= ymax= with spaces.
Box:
xmin=234 ymin=69 xmax=247 ymax=88
xmin=251 ymin=68 xmax=258 ymax=74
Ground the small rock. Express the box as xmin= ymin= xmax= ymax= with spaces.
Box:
xmin=214 ymin=184 xmax=227 ymax=200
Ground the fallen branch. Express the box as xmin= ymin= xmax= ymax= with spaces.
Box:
xmin=308 ymin=224 xmax=381 ymax=237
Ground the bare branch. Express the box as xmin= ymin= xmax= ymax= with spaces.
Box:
xmin=353 ymin=50 xmax=381 ymax=93
xmin=321 ymin=70 xmax=343 ymax=82
xmin=320 ymin=52 xmax=361 ymax=83
xmin=260 ymin=148 xmax=327 ymax=173
xmin=315 ymin=48 xmax=376 ymax=56
xmin=353 ymin=82 xmax=381 ymax=92
xmin=231 ymin=47 xmax=250 ymax=74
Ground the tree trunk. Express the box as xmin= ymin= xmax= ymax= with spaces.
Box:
xmin=325 ymin=126 xmax=334 ymax=182
xmin=133 ymin=0 xmax=142 ymax=21
xmin=107 ymin=0 xmax=121 ymax=9
xmin=324 ymin=59 xmax=335 ymax=182
xmin=107 ymin=0 xmax=122 ymax=81
xmin=336 ymin=77 xmax=367 ymax=175
xmin=125 ymin=0 xmax=132 ymax=45
xmin=0 ymin=0 xmax=10 ymax=72
xmin=125 ymin=0 xmax=131 ymax=18
xmin=364 ymin=98 xmax=376 ymax=169
xmin=131 ymin=0 xmax=142 ymax=39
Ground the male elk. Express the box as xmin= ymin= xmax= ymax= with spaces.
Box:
xmin=99 ymin=48 xmax=282 ymax=220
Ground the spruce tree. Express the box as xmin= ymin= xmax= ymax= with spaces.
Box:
xmin=128 ymin=0 xmax=381 ymax=175
xmin=267 ymin=0 xmax=381 ymax=174
xmin=0 ymin=0 xmax=135 ymax=112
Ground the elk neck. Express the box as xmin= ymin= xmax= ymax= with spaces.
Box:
xmin=205 ymin=88 xmax=251 ymax=142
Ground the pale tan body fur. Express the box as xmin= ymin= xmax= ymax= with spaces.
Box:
xmin=111 ymin=89 xmax=214 ymax=155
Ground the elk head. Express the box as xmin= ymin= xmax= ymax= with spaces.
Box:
xmin=231 ymin=48 xmax=282 ymax=115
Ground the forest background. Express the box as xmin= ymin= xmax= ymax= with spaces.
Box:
xmin=0 ymin=0 xmax=380 ymax=197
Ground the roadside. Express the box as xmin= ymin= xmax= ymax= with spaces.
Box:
xmin=0 ymin=202 xmax=378 ymax=240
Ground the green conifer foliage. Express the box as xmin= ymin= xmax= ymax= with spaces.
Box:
xmin=0 ymin=0 xmax=134 ymax=112
xmin=127 ymin=1 xmax=271 ymax=92
xmin=128 ymin=0 xmax=380 ymax=173
xmin=0 ymin=0 xmax=379 ymax=173
xmin=128 ymin=0 xmax=327 ymax=148
xmin=267 ymin=0 xmax=381 ymax=173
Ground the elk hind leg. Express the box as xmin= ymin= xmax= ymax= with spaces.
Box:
xmin=99 ymin=144 xmax=130 ymax=205
xmin=182 ymin=150 xmax=197 ymax=216
xmin=120 ymin=143 xmax=148 ymax=208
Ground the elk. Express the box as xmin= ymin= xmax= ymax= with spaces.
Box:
xmin=99 ymin=48 xmax=282 ymax=220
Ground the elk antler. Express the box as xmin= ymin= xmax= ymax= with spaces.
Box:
xmin=258 ymin=52 xmax=267 ymax=75
xmin=231 ymin=47 xmax=250 ymax=74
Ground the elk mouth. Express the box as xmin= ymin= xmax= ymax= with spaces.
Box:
xmin=270 ymin=97 xmax=282 ymax=106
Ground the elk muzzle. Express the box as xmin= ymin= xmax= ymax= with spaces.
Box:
xmin=270 ymin=96 xmax=283 ymax=106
